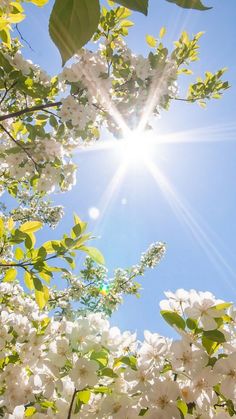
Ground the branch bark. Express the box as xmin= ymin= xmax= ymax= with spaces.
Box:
xmin=0 ymin=124 xmax=39 ymax=170
xmin=67 ymin=389 xmax=77 ymax=419
xmin=0 ymin=101 xmax=62 ymax=122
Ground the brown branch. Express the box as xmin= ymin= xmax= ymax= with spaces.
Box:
xmin=0 ymin=81 xmax=18 ymax=106
xmin=0 ymin=124 xmax=39 ymax=171
xmin=0 ymin=101 xmax=62 ymax=122
xmin=67 ymin=389 xmax=77 ymax=419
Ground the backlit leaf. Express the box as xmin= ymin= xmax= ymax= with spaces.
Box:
xmin=3 ymin=268 xmax=17 ymax=282
xmin=115 ymin=0 xmax=148 ymax=15
xmin=19 ymin=221 xmax=42 ymax=234
xmin=49 ymin=0 xmax=101 ymax=65
xmin=166 ymin=0 xmax=211 ymax=10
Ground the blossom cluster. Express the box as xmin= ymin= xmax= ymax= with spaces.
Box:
xmin=49 ymin=242 xmax=166 ymax=318
xmin=0 ymin=282 xmax=235 ymax=418
xmin=59 ymin=42 xmax=178 ymax=137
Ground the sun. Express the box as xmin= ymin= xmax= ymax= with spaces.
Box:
xmin=119 ymin=130 xmax=156 ymax=164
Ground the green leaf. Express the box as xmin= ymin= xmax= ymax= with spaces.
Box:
xmin=203 ymin=329 xmax=226 ymax=344
xmin=146 ymin=34 xmax=156 ymax=47
xmin=25 ymin=406 xmax=37 ymax=417
xmin=43 ymin=240 xmax=61 ymax=253
xmin=24 ymin=232 xmax=35 ymax=250
xmin=177 ymin=400 xmax=188 ymax=416
xmin=91 ymin=350 xmax=108 ymax=367
xmin=80 ymin=246 xmax=105 ymax=265
xmin=33 ymin=276 xmax=43 ymax=291
xmin=115 ymin=0 xmax=148 ymax=15
xmin=100 ymin=367 xmax=118 ymax=378
xmin=64 ymin=237 xmax=75 ymax=248
xmin=77 ymin=390 xmax=91 ymax=404
xmin=3 ymin=268 xmax=17 ymax=282
xmin=166 ymin=0 xmax=211 ymax=10
xmin=92 ymin=386 xmax=111 ymax=394
xmin=139 ymin=408 xmax=149 ymax=416
xmin=49 ymin=0 xmax=101 ymax=65
xmin=27 ymin=0 xmax=48 ymax=5
xmin=19 ymin=221 xmax=42 ymax=233
xmin=35 ymin=285 xmax=49 ymax=309
xmin=202 ymin=336 xmax=219 ymax=355
xmin=0 ymin=218 xmax=4 ymax=237
xmin=114 ymin=355 xmax=137 ymax=370
xmin=73 ymin=214 xmax=87 ymax=233
xmin=72 ymin=223 xmax=82 ymax=238
xmin=14 ymin=247 xmax=24 ymax=261
xmin=213 ymin=302 xmax=232 ymax=310
xmin=159 ymin=26 xmax=166 ymax=39
xmin=120 ymin=19 xmax=134 ymax=27
xmin=38 ymin=269 xmax=52 ymax=283
xmin=24 ymin=271 xmax=34 ymax=290
xmin=160 ymin=310 xmax=186 ymax=330
xmin=186 ymin=317 xmax=198 ymax=330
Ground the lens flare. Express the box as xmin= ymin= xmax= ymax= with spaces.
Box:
xmin=119 ymin=130 xmax=158 ymax=164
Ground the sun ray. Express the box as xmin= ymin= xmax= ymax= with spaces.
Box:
xmin=145 ymin=158 xmax=236 ymax=294
xmin=89 ymin=161 xmax=127 ymax=235
xmin=156 ymin=122 xmax=236 ymax=145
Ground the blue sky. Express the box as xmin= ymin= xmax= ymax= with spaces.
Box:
xmin=9 ymin=0 xmax=236 ymax=336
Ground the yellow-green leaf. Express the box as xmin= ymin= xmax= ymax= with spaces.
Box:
xmin=25 ymin=406 xmax=36 ymax=417
xmin=42 ymin=240 xmax=61 ymax=253
xmin=26 ymin=0 xmax=48 ymax=5
xmin=4 ymin=268 xmax=17 ymax=282
xmin=24 ymin=271 xmax=34 ymax=290
xmin=77 ymin=390 xmax=91 ymax=404
xmin=7 ymin=218 xmax=15 ymax=231
xmin=19 ymin=221 xmax=42 ymax=234
xmin=15 ymin=247 xmax=24 ymax=261
xmin=0 ymin=28 xmax=11 ymax=47
xmin=35 ymin=284 xmax=49 ymax=309
xmin=0 ymin=218 xmax=4 ymax=237
xmin=80 ymin=246 xmax=105 ymax=265
xmin=159 ymin=26 xmax=166 ymax=39
xmin=146 ymin=34 xmax=156 ymax=47
xmin=120 ymin=19 xmax=134 ymax=27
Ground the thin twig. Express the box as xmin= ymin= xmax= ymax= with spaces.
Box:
xmin=0 ymin=81 xmax=18 ymax=106
xmin=67 ymin=389 xmax=77 ymax=419
xmin=0 ymin=124 xmax=39 ymax=171
xmin=44 ymin=109 xmax=62 ymax=120
xmin=0 ymin=101 xmax=62 ymax=122
xmin=15 ymin=24 xmax=35 ymax=52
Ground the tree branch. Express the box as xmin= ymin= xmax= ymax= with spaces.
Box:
xmin=67 ymin=389 xmax=77 ymax=419
xmin=0 ymin=124 xmax=39 ymax=171
xmin=0 ymin=101 xmax=62 ymax=122
xmin=15 ymin=24 xmax=35 ymax=52
xmin=0 ymin=81 xmax=18 ymax=106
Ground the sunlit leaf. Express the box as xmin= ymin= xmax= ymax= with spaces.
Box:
xmin=80 ymin=246 xmax=105 ymax=265
xmin=3 ymin=268 xmax=17 ymax=282
xmin=49 ymin=0 xmax=101 ymax=65
xmin=19 ymin=221 xmax=42 ymax=234
xmin=146 ymin=34 xmax=156 ymax=47
xmin=115 ymin=0 xmax=148 ymax=15
xmin=161 ymin=310 xmax=186 ymax=330
xmin=166 ymin=0 xmax=211 ymax=10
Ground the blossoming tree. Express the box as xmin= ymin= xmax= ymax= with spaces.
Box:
xmin=0 ymin=1 xmax=235 ymax=418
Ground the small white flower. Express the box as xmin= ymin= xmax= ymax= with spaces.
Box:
xmin=69 ymin=358 xmax=98 ymax=389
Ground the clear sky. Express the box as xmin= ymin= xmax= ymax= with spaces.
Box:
xmin=9 ymin=0 xmax=236 ymax=337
